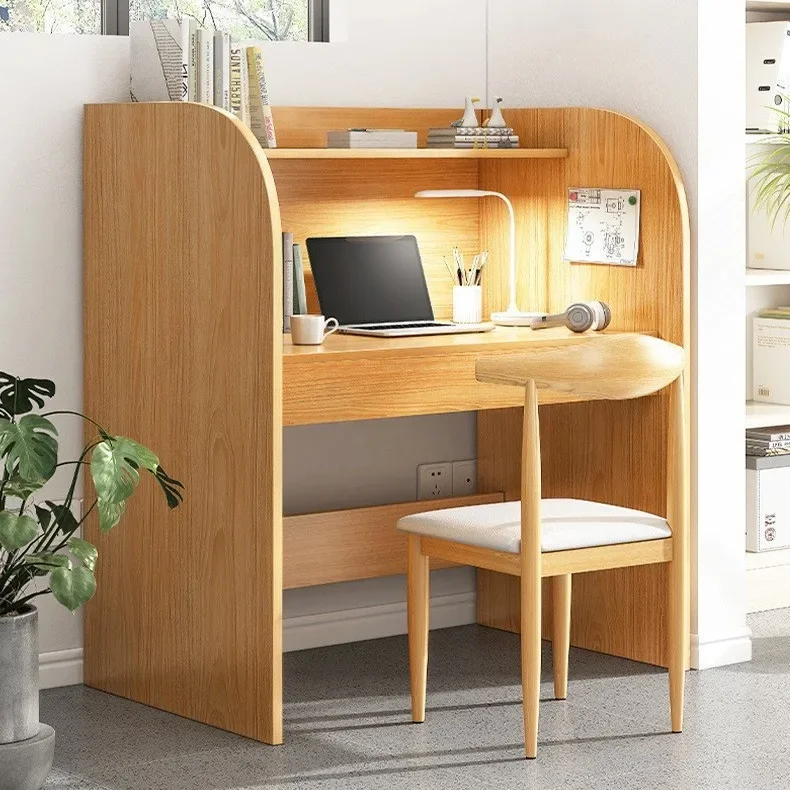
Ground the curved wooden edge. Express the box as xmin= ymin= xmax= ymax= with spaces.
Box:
xmin=83 ymin=100 xmax=284 ymax=743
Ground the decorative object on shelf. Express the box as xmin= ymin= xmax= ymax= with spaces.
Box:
xmin=326 ymin=129 xmax=418 ymax=149
xmin=530 ymin=301 xmax=612 ymax=333
xmin=486 ymin=96 xmax=508 ymax=128
xmin=0 ymin=372 xmax=183 ymax=790
xmin=452 ymin=96 xmax=481 ymax=128
xmin=415 ymin=189 xmax=543 ymax=325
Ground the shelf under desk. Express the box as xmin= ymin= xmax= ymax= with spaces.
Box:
xmin=283 ymin=327 xmax=654 ymax=425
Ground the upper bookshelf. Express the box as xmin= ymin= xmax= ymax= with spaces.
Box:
xmin=263 ymin=147 xmax=568 ymax=160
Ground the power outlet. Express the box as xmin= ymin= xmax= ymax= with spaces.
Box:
xmin=452 ymin=460 xmax=478 ymax=496
xmin=417 ymin=462 xmax=453 ymax=500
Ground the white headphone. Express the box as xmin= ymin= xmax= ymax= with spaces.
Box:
xmin=530 ymin=301 xmax=611 ymax=333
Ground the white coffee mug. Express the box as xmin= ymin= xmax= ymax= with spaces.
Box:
xmin=290 ymin=314 xmax=339 ymax=345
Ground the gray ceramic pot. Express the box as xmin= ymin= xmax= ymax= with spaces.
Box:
xmin=0 ymin=606 xmax=39 ymax=744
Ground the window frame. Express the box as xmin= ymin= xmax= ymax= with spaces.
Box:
xmin=104 ymin=0 xmax=328 ymax=40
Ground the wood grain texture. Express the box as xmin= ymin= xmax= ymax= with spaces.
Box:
xmin=283 ymin=328 xmax=652 ymax=425
xmin=264 ymin=148 xmax=568 ymax=159
xmin=418 ymin=537 xmax=521 ymax=576
xmin=476 ymin=107 xmax=690 ymax=669
xmin=283 ymin=493 xmax=503 ymax=589
xmin=551 ymin=575 xmax=572 ymax=700
xmin=83 ymin=103 xmax=284 ymax=743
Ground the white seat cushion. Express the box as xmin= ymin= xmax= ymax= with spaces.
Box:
xmin=397 ymin=498 xmax=671 ymax=554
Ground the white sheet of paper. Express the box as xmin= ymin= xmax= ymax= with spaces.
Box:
xmin=563 ymin=188 xmax=640 ymax=266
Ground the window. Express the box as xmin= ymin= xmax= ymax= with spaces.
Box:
xmin=1 ymin=0 xmax=328 ymax=39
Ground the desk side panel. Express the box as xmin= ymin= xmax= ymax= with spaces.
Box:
xmin=83 ymin=103 xmax=284 ymax=742
xmin=478 ymin=107 xmax=690 ymax=667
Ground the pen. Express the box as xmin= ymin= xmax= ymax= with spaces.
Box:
xmin=474 ymin=251 xmax=488 ymax=285
xmin=453 ymin=248 xmax=464 ymax=285
xmin=442 ymin=255 xmax=457 ymax=284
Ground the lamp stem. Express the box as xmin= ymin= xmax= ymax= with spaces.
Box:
xmin=498 ymin=192 xmax=518 ymax=314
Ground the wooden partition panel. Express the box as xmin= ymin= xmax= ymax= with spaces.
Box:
xmin=477 ymin=108 xmax=689 ymax=666
xmin=83 ymin=103 xmax=284 ymax=742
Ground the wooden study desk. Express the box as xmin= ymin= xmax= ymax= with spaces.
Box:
xmin=283 ymin=326 xmax=630 ymax=425
xmin=83 ymin=102 xmax=689 ymax=746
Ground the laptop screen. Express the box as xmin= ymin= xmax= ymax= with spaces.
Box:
xmin=306 ymin=235 xmax=435 ymax=326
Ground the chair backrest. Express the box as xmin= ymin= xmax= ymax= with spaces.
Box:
xmin=474 ymin=334 xmax=685 ymax=401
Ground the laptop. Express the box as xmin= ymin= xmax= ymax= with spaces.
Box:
xmin=306 ymin=235 xmax=494 ymax=338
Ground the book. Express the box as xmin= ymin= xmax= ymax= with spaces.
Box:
xmin=229 ymin=44 xmax=248 ymax=124
xmin=293 ymin=243 xmax=307 ymax=316
xmin=427 ymin=136 xmax=520 ymax=146
xmin=428 ymin=126 xmax=515 ymax=137
xmin=427 ymin=140 xmax=520 ymax=149
xmin=746 ymin=443 xmax=790 ymax=457
xmin=187 ymin=20 xmax=199 ymax=102
xmin=213 ymin=32 xmax=231 ymax=112
xmin=283 ymin=232 xmax=294 ymax=332
xmin=129 ymin=19 xmax=190 ymax=102
xmin=197 ymin=28 xmax=214 ymax=104
xmin=246 ymin=46 xmax=277 ymax=148
xmin=748 ymin=425 xmax=790 ymax=442
xmin=327 ymin=130 xmax=418 ymax=148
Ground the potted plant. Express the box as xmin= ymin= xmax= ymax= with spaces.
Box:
xmin=0 ymin=372 xmax=182 ymax=790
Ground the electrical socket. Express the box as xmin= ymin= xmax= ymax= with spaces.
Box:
xmin=417 ymin=462 xmax=453 ymax=500
xmin=452 ymin=460 xmax=478 ymax=496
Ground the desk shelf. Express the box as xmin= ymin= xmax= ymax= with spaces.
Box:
xmin=264 ymin=147 xmax=568 ymax=160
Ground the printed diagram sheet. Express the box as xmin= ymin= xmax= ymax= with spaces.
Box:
xmin=563 ymin=188 xmax=640 ymax=266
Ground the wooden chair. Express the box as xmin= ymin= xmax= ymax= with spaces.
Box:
xmin=397 ymin=333 xmax=688 ymax=759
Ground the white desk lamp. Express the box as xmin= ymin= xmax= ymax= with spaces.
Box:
xmin=414 ymin=189 xmax=542 ymax=326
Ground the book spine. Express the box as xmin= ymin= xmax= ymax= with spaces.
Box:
xmin=180 ymin=21 xmax=189 ymax=100
xmin=293 ymin=243 xmax=307 ymax=316
xmin=746 ymin=437 xmax=790 ymax=448
xmin=213 ymin=32 xmax=231 ymax=111
xmin=246 ymin=46 xmax=277 ymax=148
xmin=197 ymin=28 xmax=214 ymax=104
xmin=282 ymin=232 xmax=294 ymax=332
xmin=229 ymin=44 xmax=245 ymax=123
xmin=187 ymin=20 xmax=198 ymax=102
xmin=241 ymin=50 xmax=251 ymax=127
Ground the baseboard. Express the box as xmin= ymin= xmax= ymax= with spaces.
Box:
xmin=39 ymin=648 xmax=83 ymax=689
xmin=283 ymin=591 xmax=477 ymax=652
xmin=691 ymin=628 xmax=753 ymax=670
xmin=38 ymin=592 xmax=477 ymax=688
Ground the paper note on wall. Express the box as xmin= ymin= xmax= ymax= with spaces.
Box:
xmin=563 ymin=188 xmax=640 ymax=266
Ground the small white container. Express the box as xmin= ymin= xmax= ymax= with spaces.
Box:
xmin=747 ymin=454 xmax=790 ymax=551
xmin=453 ymin=285 xmax=482 ymax=324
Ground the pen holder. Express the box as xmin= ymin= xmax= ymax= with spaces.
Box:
xmin=453 ymin=285 xmax=483 ymax=324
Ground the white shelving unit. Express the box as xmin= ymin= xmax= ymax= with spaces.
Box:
xmin=745 ymin=3 xmax=790 ymax=612
xmin=746 ymin=268 xmax=790 ymax=286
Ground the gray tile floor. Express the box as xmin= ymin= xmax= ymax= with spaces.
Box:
xmin=42 ymin=610 xmax=790 ymax=790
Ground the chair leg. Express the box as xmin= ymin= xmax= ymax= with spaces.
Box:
xmin=521 ymin=568 xmax=541 ymax=759
xmin=668 ymin=556 xmax=688 ymax=733
xmin=551 ymin=574 xmax=571 ymax=701
xmin=407 ymin=535 xmax=430 ymax=723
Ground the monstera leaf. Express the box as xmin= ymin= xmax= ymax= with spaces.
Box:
xmin=98 ymin=498 xmax=126 ymax=532
xmin=0 ymin=415 xmax=58 ymax=484
xmin=0 ymin=511 xmax=39 ymax=551
xmin=0 ymin=372 xmax=55 ymax=419
xmin=90 ymin=436 xmax=159 ymax=504
xmin=68 ymin=537 xmax=98 ymax=572
xmin=50 ymin=565 xmax=96 ymax=612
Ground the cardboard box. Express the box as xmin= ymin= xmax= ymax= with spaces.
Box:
xmin=754 ymin=317 xmax=790 ymax=404
xmin=747 ymin=455 xmax=790 ymax=551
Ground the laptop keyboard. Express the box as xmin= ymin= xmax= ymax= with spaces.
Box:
xmin=355 ymin=322 xmax=450 ymax=330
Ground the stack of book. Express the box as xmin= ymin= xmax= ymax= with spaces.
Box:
xmin=427 ymin=126 xmax=520 ymax=149
xmin=282 ymin=232 xmax=307 ymax=332
xmin=130 ymin=20 xmax=277 ymax=148
xmin=746 ymin=426 xmax=790 ymax=457
xmin=327 ymin=129 xmax=418 ymax=149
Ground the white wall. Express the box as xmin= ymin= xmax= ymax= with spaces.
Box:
xmin=0 ymin=33 xmax=130 ymax=687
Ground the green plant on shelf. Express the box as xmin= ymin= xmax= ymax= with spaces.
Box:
xmin=0 ymin=372 xmax=183 ymax=617
xmin=750 ymin=102 xmax=790 ymax=229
